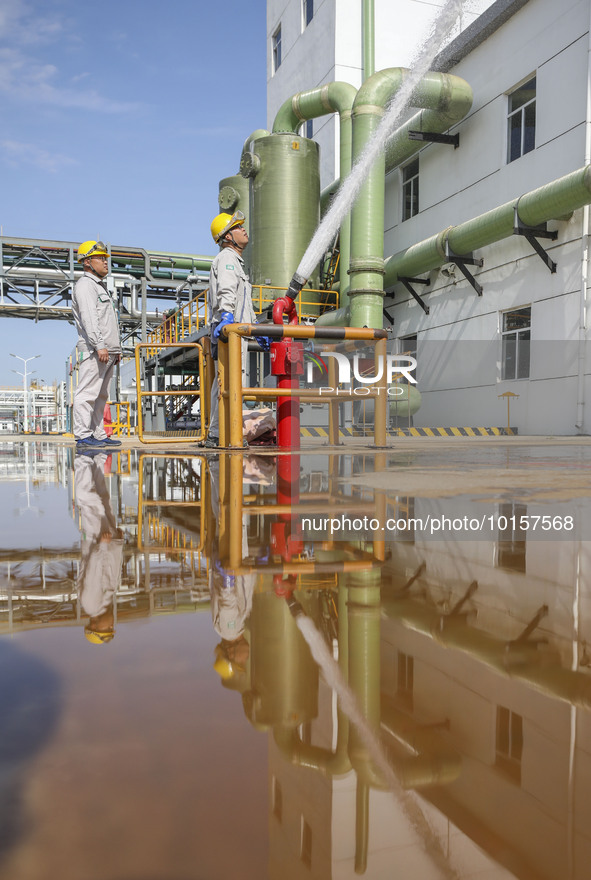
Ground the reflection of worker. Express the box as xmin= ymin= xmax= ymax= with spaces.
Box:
xmin=74 ymin=451 xmax=123 ymax=644
xmin=205 ymin=212 xmax=269 ymax=448
xmin=72 ymin=240 xmax=122 ymax=451
xmin=207 ymin=456 xmax=256 ymax=684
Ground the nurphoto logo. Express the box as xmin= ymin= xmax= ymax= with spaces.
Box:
xmin=304 ymin=349 xmax=417 ymax=397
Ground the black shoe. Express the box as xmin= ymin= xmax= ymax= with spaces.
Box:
xmin=204 ymin=436 xmax=219 ymax=448
xmin=100 ymin=437 xmax=122 ymax=446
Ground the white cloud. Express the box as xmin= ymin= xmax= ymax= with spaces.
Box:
xmin=0 ymin=3 xmax=142 ymax=113
xmin=0 ymin=139 xmax=77 ymax=173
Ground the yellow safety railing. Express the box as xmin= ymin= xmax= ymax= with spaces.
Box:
xmin=137 ymin=453 xmax=207 ymax=563
xmin=217 ymin=324 xmax=389 ymax=449
xmin=135 ymin=342 xmax=206 ymax=444
xmin=146 ymin=285 xmax=339 ymax=349
xmin=147 ymin=289 xmax=208 ymax=352
xmin=107 ymin=400 xmax=131 ymax=437
xmin=250 ymin=285 xmax=338 ymax=319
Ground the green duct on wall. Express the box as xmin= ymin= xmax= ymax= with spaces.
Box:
xmin=384 ymin=165 xmax=591 ymax=288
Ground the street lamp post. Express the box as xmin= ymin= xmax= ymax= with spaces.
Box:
xmin=10 ymin=353 xmax=41 ymax=433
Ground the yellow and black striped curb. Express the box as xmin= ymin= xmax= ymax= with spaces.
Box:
xmin=300 ymin=426 xmax=518 ymax=438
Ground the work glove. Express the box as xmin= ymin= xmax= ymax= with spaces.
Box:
xmin=257 ymin=336 xmax=271 ymax=352
xmin=213 ymin=311 xmax=234 ymax=341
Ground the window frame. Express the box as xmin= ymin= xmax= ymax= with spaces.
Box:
xmin=302 ymin=0 xmax=314 ymax=29
xmin=507 ymin=75 xmax=536 ymax=163
xmin=401 ymin=158 xmax=419 ymax=222
xmin=501 ymin=306 xmax=531 ymax=381
xmin=496 ymin=705 xmax=523 ymax=784
xmin=272 ymin=25 xmax=282 ymax=73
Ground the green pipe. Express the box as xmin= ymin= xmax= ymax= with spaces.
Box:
xmin=273 ymin=82 xmax=357 ymax=299
xmin=384 ymin=165 xmax=591 ymax=288
xmin=349 ymin=70 xmax=473 ymax=329
xmin=362 ymin=0 xmax=375 ymax=81
xmin=146 ymin=250 xmax=212 ymax=272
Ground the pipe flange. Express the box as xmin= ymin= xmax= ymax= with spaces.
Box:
xmin=348 ymin=288 xmax=386 ymax=298
xmin=348 ymin=257 xmax=385 ymax=275
xmin=218 ymin=185 xmax=240 ymax=212
xmin=240 ymin=152 xmax=260 ymax=179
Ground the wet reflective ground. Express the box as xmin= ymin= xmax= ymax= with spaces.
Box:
xmin=1 ymin=438 xmax=591 ymax=879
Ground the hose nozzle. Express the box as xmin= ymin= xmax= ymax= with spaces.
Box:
xmin=286 ymin=272 xmax=306 ymax=302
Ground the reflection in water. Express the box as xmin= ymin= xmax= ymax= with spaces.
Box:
xmin=0 ymin=440 xmax=590 ymax=878
xmin=75 ymin=452 xmax=123 ymax=644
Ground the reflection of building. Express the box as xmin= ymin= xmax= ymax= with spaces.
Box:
xmin=0 ymin=383 xmax=67 ymax=433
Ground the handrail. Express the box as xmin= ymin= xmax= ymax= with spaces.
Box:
xmin=135 ymin=342 xmax=205 ymax=444
xmin=146 ymin=285 xmax=340 ymax=348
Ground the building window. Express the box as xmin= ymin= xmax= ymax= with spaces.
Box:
xmin=300 ymin=818 xmax=312 ymax=868
xmin=397 ymin=651 xmax=414 ymax=710
xmin=507 ymin=76 xmax=536 ymax=163
xmin=497 ymin=502 xmax=527 ymax=572
xmin=302 ymin=0 xmax=314 ymax=28
xmin=496 ymin=706 xmax=523 ymax=783
xmin=272 ymin=26 xmax=282 ymax=73
xmin=502 ymin=307 xmax=530 ymax=380
xmin=402 ymin=159 xmax=419 ymax=221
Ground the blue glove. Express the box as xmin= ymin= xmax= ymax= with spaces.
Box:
xmin=213 ymin=311 xmax=234 ymax=340
xmin=257 ymin=336 xmax=271 ymax=351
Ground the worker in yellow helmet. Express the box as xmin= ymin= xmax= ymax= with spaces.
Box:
xmin=72 ymin=240 xmax=122 ymax=451
xmin=205 ymin=212 xmax=269 ymax=448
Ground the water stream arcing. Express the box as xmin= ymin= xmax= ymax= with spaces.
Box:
xmin=295 ymin=0 xmax=464 ymax=284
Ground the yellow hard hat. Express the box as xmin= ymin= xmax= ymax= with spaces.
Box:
xmin=77 ymin=240 xmax=109 ymax=263
xmin=210 ymin=211 xmax=245 ymax=244
xmin=84 ymin=625 xmax=115 ymax=645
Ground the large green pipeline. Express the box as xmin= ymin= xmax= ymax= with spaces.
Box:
xmin=348 ymin=69 xmax=473 ymax=329
xmin=273 ymin=82 xmax=357 ymax=297
xmin=384 ymin=164 xmax=591 ymax=287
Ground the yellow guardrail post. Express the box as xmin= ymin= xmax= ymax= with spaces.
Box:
xmin=374 ymin=337 xmax=387 ymax=447
xmin=228 ymin=330 xmax=244 ymax=448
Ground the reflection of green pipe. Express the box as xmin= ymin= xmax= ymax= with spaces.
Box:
xmin=273 ymin=584 xmax=351 ymax=775
xmin=348 ymin=569 xmax=385 ymax=787
xmin=380 ymin=700 xmax=461 ymax=787
xmin=349 ymin=70 xmax=473 ymax=329
xmin=384 ymin=165 xmax=591 ymax=287
xmin=382 ymin=596 xmax=591 ymax=708
xmin=355 ymin=780 xmax=369 ymax=875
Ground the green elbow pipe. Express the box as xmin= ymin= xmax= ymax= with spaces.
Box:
xmin=273 ymin=82 xmax=357 ymax=301
xmin=349 ymin=70 xmax=473 ymax=329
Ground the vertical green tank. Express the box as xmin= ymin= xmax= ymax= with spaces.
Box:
xmin=240 ymin=132 xmax=321 ymax=307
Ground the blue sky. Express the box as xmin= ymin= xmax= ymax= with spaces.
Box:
xmin=0 ymin=0 xmax=267 ymax=385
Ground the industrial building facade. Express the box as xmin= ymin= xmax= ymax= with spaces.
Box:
xmin=267 ymin=0 xmax=591 ymax=435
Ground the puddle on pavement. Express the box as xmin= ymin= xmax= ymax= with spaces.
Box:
xmin=1 ymin=439 xmax=590 ymax=880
